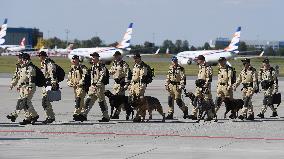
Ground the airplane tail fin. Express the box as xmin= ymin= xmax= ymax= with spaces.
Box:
xmin=0 ymin=18 xmax=8 ymax=45
xmin=20 ymin=37 xmax=26 ymax=47
xmin=224 ymin=26 xmax=241 ymax=53
xmin=116 ymin=23 xmax=133 ymax=49
xmin=154 ymin=48 xmax=160 ymax=55
xmin=66 ymin=43 xmax=74 ymax=50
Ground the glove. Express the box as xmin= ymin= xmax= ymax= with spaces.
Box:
xmin=51 ymin=82 xmax=59 ymax=90
xmin=227 ymin=85 xmax=232 ymax=91
xmin=204 ymin=82 xmax=210 ymax=88
xmin=179 ymin=85 xmax=185 ymax=90
xmin=165 ymin=85 xmax=169 ymax=91
xmin=9 ymin=85 xmax=13 ymax=90
xmin=78 ymin=80 xmax=84 ymax=87
xmin=123 ymin=84 xmax=129 ymax=90
xmin=27 ymin=87 xmax=33 ymax=94
xmin=67 ymin=81 xmax=72 ymax=87
xmin=233 ymin=84 xmax=237 ymax=91
xmin=273 ymin=88 xmax=278 ymax=94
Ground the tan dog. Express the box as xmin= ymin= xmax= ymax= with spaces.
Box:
xmin=132 ymin=96 xmax=165 ymax=122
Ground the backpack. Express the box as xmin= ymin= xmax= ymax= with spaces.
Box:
xmin=100 ymin=65 xmax=110 ymax=85
xmin=55 ymin=64 xmax=65 ymax=82
xmin=71 ymin=65 xmax=91 ymax=92
xmin=46 ymin=59 xmax=65 ymax=82
xmin=141 ymin=62 xmax=155 ymax=84
xmin=28 ymin=63 xmax=46 ymax=87
xmin=83 ymin=69 xmax=91 ymax=92
xmin=227 ymin=66 xmax=236 ymax=84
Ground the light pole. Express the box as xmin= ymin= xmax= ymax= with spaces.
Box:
xmin=65 ymin=29 xmax=70 ymax=47
xmin=152 ymin=32 xmax=155 ymax=45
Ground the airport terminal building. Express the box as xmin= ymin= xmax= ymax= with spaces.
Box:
xmin=5 ymin=27 xmax=43 ymax=48
xmin=210 ymin=37 xmax=284 ymax=50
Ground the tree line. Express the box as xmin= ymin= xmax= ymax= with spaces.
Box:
xmin=40 ymin=36 xmax=284 ymax=56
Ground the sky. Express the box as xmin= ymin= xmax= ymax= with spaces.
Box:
xmin=0 ymin=0 xmax=283 ymax=46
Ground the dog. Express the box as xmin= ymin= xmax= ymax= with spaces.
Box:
xmin=224 ymin=98 xmax=244 ymax=119
xmin=131 ymin=96 xmax=165 ymax=122
xmin=104 ymin=90 xmax=134 ymax=120
xmin=184 ymin=90 xmax=217 ymax=122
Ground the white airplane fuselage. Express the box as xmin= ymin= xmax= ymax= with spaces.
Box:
xmin=68 ymin=47 xmax=126 ymax=62
xmin=176 ymin=50 xmax=234 ymax=65
xmin=6 ymin=45 xmax=25 ymax=52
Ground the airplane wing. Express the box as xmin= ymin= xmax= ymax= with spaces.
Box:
xmin=126 ymin=53 xmax=159 ymax=58
xmin=234 ymin=51 xmax=264 ymax=60
xmin=126 ymin=48 xmax=161 ymax=57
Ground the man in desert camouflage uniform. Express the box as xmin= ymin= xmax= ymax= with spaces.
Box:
xmin=165 ymin=56 xmax=189 ymax=119
xmin=257 ymin=58 xmax=278 ymax=118
xmin=215 ymin=57 xmax=234 ymax=118
xmin=67 ymin=55 xmax=89 ymax=121
xmin=234 ymin=58 xmax=258 ymax=120
xmin=188 ymin=55 xmax=215 ymax=121
xmin=109 ymin=51 xmax=130 ymax=119
xmin=7 ymin=53 xmax=39 ymax=125
xmin=38 ymin=51 xmax=57 ymax=124
xmin=82 ymin=52 xmax=110 ymax=122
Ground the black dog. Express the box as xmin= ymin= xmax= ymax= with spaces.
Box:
xmin=224 ymin=98 xmax=244 ymax=119
xmin=184 ymin=90 xmax=217 ymax=122
xmin=104 ymin=90 xmax=134 ymax=120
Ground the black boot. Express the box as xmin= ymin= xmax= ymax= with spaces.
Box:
xmin=162 ymin=113 xmax=166 ymax=122
xmin=246 ymin=114 xmax=254 ymax=120
xmin=31 ymin=115 xmax=39 ymax=124
xmin=78 ymin=114 xmax=87 ymax=122
xmin=133 ymin=116 xmax=141 ymax=122
xmin=19 ymin=119 xmax=31 ymax=125
xmin=99 ymin=117 xmax=110 ymax=122
xmin=183 ymin=109 xmax=189 ymax=119
xmin=229 ymin=112 xmax=236 ymax=119
xmin=271 ymin=112 xmax=278 ymax=117
xmin=165 ymin=113 xmax=173 ymax=119
xmin=238 ymin=115 xmax=244 ymax=120
xmin=42 ymin=118 xmax=55 ymax=124
xmin=188 ymin=115 xmax=197 ymax=120
xmin=7 ymin=115 xmax=16 ymax=122
xmin=73 ymin=114 xmax=83 ymax=121
xmin=111 ymin=113 xmax=119 ymax=119
xmin=204 ymin=117 xmax=213 ymax=121
xmin=257 ymin=113 xmax=264 ymax=118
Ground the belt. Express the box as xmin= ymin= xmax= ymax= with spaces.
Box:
xmin=242 ymin=82 xmax=253 ymax=88
xmin=20 ymin=82 xmax=29 ymax=85
xmin=114 ymin=78 xmax=124 ymax=84
xmin=219 ymin=82 xmax=227 ymax=86
xmin=133 ymin=81 xmax=140 ymax=84
xmin=170 ymin=81 xmax=180 ymax=85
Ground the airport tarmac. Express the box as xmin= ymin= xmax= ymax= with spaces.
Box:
xmin=0 ymin=77 xmax=284 ymax=159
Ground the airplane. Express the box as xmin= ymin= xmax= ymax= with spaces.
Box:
xmin=0 ymin=18 xmax=8 ymax=45
xmin=54 ymin=44 xmax=73 ymax=54
xmin=176 ymin=27 xmax=262 ymax=66
xmin=4 ymin=37 xmax=26 ymax=52
xmin=68 ymin=23 xmax=133 ymax=64
xmin=39 ymin=44 xmax=74 ymax=56
xmin=0 ymin=19 xmax=27 ymax=52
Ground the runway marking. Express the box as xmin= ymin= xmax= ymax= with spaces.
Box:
xmin=0 ymin=130 xmax=35 ymax=133
xmin=1 ymin=130 xmax=284 ymax=141
xmin=0 ymin=137 xmax=48 ymax=140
